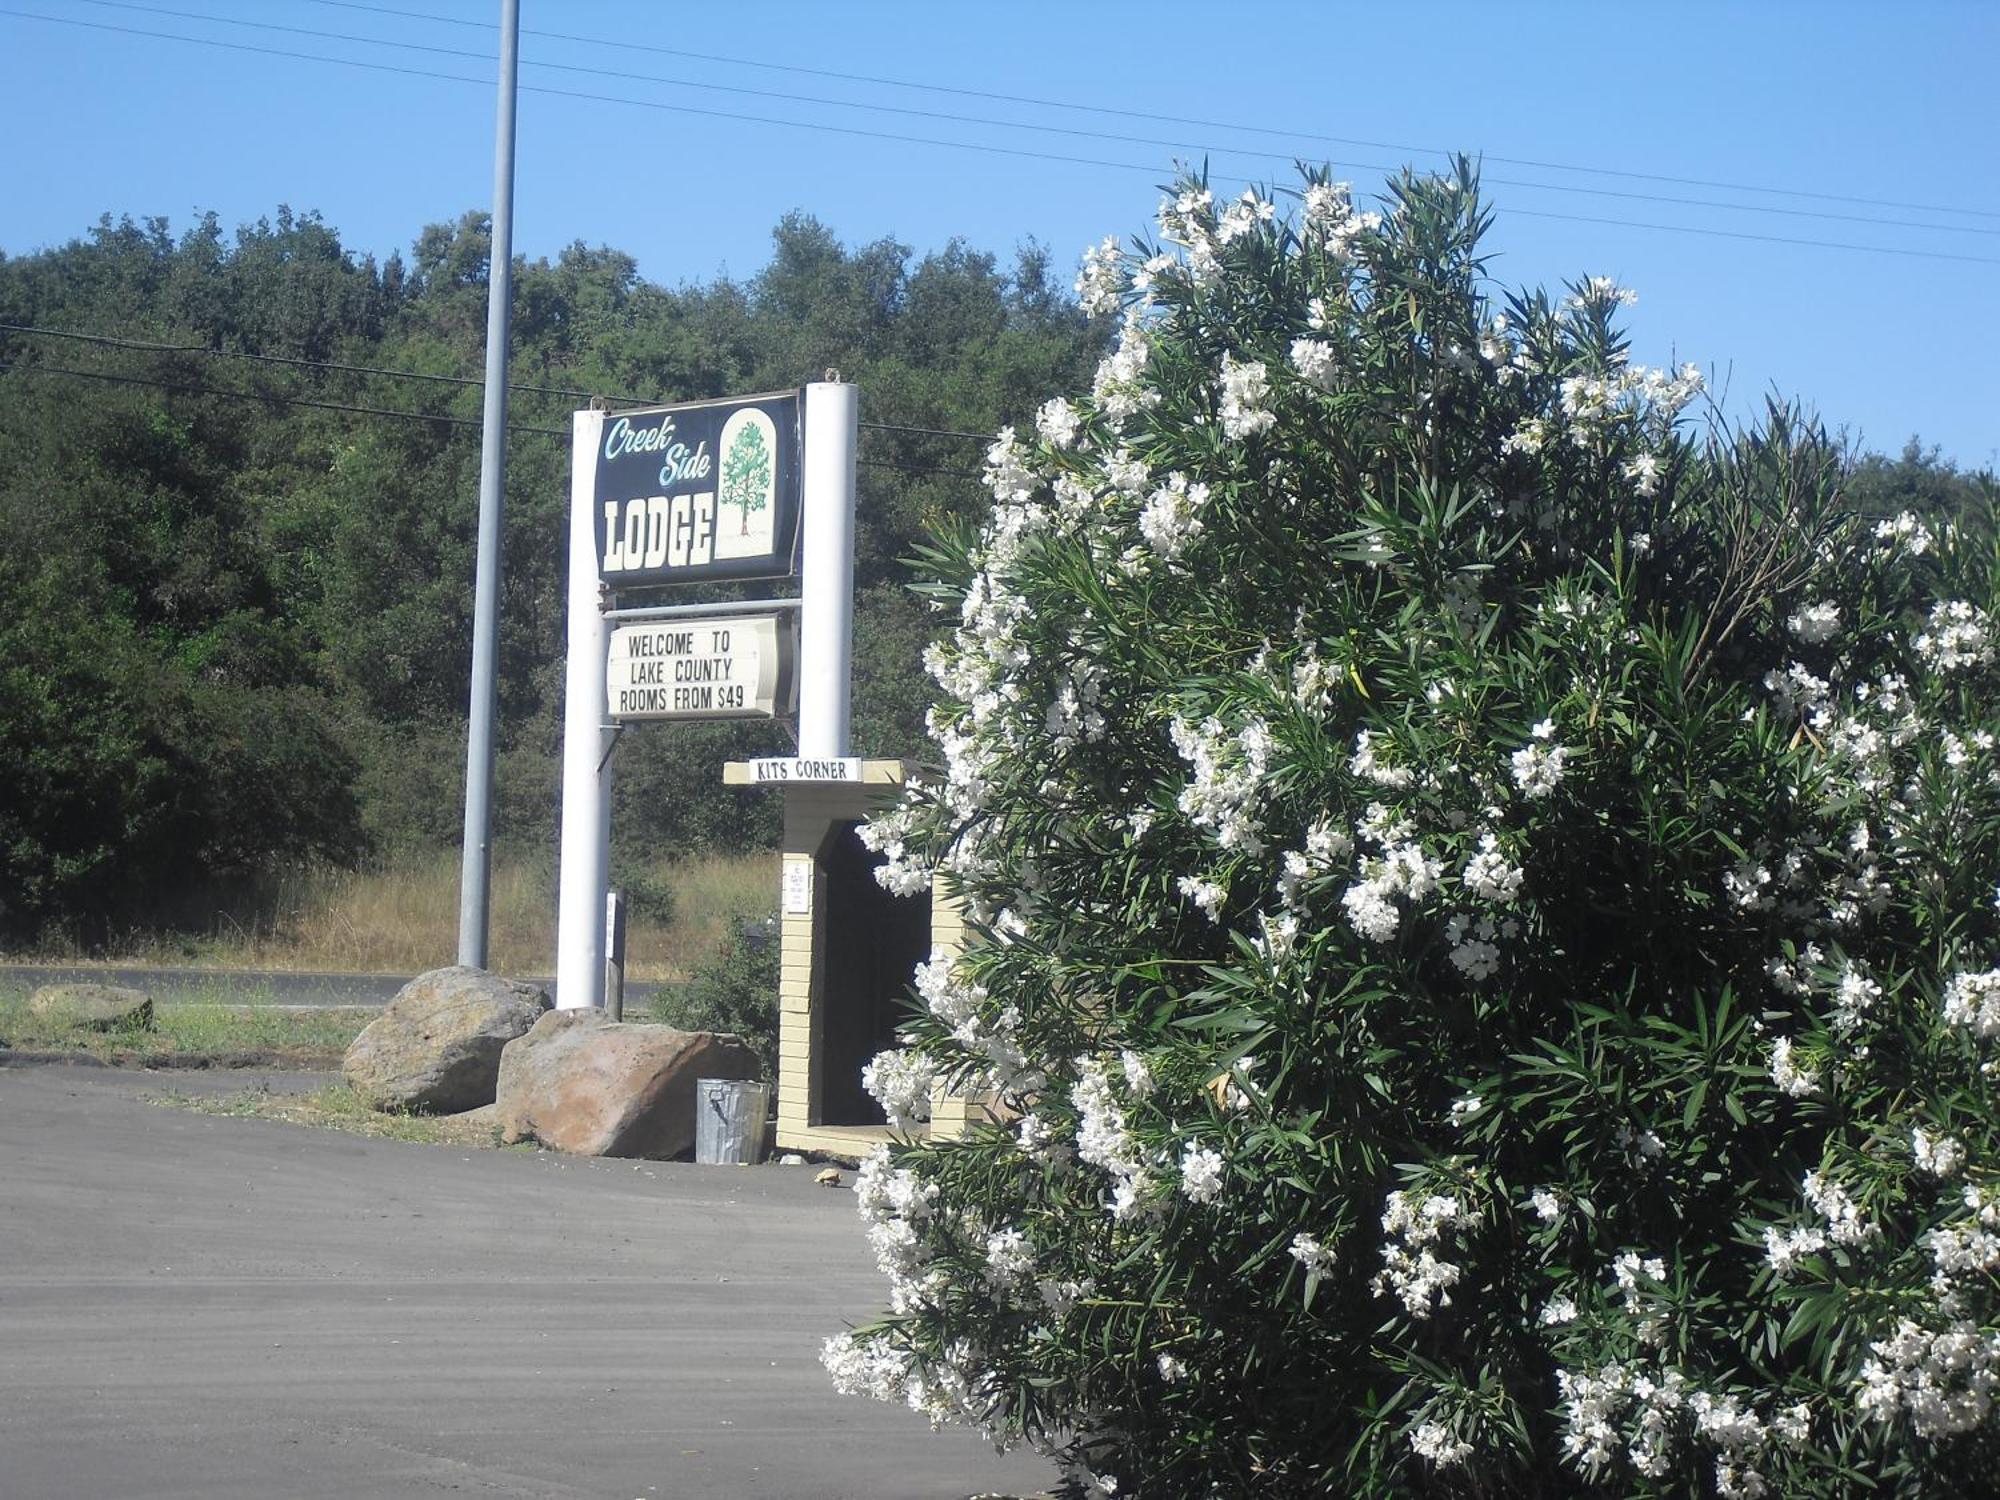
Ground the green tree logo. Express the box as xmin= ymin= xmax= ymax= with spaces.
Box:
xmin=720 ymin=418 xmax=773 ymax=535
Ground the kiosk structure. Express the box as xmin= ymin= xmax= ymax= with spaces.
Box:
xmin=720 ymin=758 xmax=972 ymax=1156
xmin=553 ymin=380 xmax=967 ymax=1157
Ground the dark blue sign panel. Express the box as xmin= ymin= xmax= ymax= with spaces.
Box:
xmin=592 ymin=391 xmax=802 ymax=585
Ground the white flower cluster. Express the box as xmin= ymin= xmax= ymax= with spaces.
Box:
xmin=1912 ymin=1127 xmax=1966 ymax=1179
xmin=1942 ymin=967 xmax=2000 ymax=1039
xmin=1443 ymin=911 xmax=1507 ymax=979
xmin=1178 ymin=1142 xmax=1226 ymax=1204
xmin=861 ymin=1047 xmax=936 ymax=1129
xmin=1914 ymin=600 xmax=1993 ymax=672
xmin=913 ymin=951 xmax=1033 ymax=1093
xmin=1829 ymin=961 xmax=1883 ymax=1033
xmin=1217 ymin=353 xmax=1276 ymax=440
xmin=1874 ymin=510 xmax=1935 ymax=557
xmin=1092 ymin=313 xmax=1158 ymax=425
xmin=1803 ymin=1169 xmax=1880 ymax=1248
xmin=1288 ymin=336 xmax=1337 ymax=385
xmin=1557 ymin=1362 xmax=1686 ymax=1481
xmin=1690 ymin=1390 xmax=1809 ymax=1500
xmin=1169 ymin=712 xmax=1274 ymax=856
xmin=1289 ymin=1230 xmax=1335 ymax=1275
xmin=1072 ymin=1055 xmax=1153 ymax=1220
xmin=1762 ymin=1221 xmax=1826 ymax=1279
xmin=1274 ymin=817 xmax=1351 ymax=911
xmin=1768 ymin=1036 xmax=1821 ymax=1098
xmin=1927 ymin=1186 xmax=2000 ymax=1305
xmin=1372 ymin=1190 xmax=1466 ymax=1319
xmin=1215 ymin=188 xmax=1274 ymax=244
xmin=1175 ymin=874 xmax=1226 ymax=922
xmin=1035 ymin=396 xmax=1081 ymax=449
xmin=1138 ymin=472 xmax=1211 ymax=560
xmin=1408 ymin=1420 xmax=1472 ymax=1467
xmin=1787 ymin=600 xmax=1841 ymax=645
xmin=984 ymin=1226 xmax=1036 ymax=1294
xmin=1560 ymin=1361 xmax=1807 ymax=1494
xmin=822 ymin=1330 xmax=916 ymax=1405
xmin=1623 ymin=451 xmax=1662 ymax=496
xmin=853 ymin=1146 xmax=943 ymax=1316
xmin=1074 ymin=234 xmax=1124 ymax=316
xmin=1300 ymin=178 xmax=1380 ymax=256
xmin=1461 ymin=833 xmax=1525 ymax=902
xmin=1612 ymin=1251 xmax=1671 ymax=1347
xmin=1348 ymin=728 xmax=1413 ymax=788
xmin=1510 ymin=718 xmax=1570 ymax=798
xmin=1550 ymin=361 xmax=1705 ymax=452
xmin=1341 ymin=806 xmax=1442 ymax=943
xmin=1856 ymin=1318 xmax=2000 ymax=1437
xmin=1156 ymin=185 xmax=1222 ymax=286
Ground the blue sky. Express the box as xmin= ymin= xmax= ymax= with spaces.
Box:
xmin=4 ymin=0 xmax=1996 ymax=465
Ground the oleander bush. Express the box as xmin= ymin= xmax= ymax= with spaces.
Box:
xmin=822 ymin=159 xmax=2000 ymax=1497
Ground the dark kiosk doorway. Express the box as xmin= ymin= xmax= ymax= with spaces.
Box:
xmin=814 ymin=819 xmax=931 ymax=1126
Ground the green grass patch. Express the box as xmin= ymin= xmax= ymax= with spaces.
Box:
xmin=161 ymin=1082 xmax=526 ymax=1149
xmin=0 ymin=983 xmax=372 ymax=1066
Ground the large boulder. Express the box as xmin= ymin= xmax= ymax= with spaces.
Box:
xmin=495 ymin=1010 xmax=760 ymax=1159
xmin=342 ymin=966 xmax=549 ymax=1113
xmin=29 ymin=984 xmax=153 ymax=1032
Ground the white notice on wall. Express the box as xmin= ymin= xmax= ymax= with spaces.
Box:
xmin=606 ymin=614 xmax=794 ymax=721
xmin=782 ymin=857 xmax=812 ymax=914
xmin=749 ymin=756 xmax=862 ymax=783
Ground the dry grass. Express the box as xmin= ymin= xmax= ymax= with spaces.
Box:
xmin=162 ymin=1083 xmax=527 ymax=1148
xmin=11 ymin=849 xmax=777 ymax=983
xmin=0 ymin=985 xmax=373 ymax=1067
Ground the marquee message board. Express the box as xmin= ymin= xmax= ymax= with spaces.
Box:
xmin=606 ymin=614 xmax=796 ymax=721
xmin=594 ymin=391 xmax=802 ymax=585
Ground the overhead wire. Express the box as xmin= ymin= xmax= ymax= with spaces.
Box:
xmin=0 ymin=356 xmax=994 ymax=479
xmin=0 ymin=357 xmax=565 ymax=435
xmin=8 ymin=7 xmax=1998 ymax=269
xmin=63 ymin=0 xmax=1999 ymax=238
xmin=0 ymin=324 xmax=998 ymax=444
xmin=292 ymin=0 xmax=2000 ymax=224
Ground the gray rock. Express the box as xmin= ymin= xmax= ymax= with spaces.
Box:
xmin=495 ymin=1010 xmax=760 ymax=1159
xmin=29 ymin=984 xmax=154 ymax=1032
xmin=342 ymin=966 xmax=549 ymax=1113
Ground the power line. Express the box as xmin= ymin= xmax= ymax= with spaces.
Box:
xmin=0 ymin=323 xmax=996 ymax=442
xmin=0 ymin=357 xmax=567 ymax=435
xmin=0 ymin=320 xmax=632 ymax=401
xmin=66 ymin=0 xmax=2000 ymax=238
xmin=860 ymin=420 xmax=991 ymax=442
xmin=0 ymin=359 xmax=992 ymax=477
xmin=293 ymin=0 xmax=2000 ymax=225
xmin=9 ymin=8 xmax=1998 ymax=269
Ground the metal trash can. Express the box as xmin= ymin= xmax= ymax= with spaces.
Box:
xmin=694 ymin=1078 xmax=771 ymax=1165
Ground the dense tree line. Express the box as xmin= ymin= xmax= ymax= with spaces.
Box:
xmin=0 ymin=205 xmax=1988 ymax=945
xmin=0 ymin=206 xmax=1100 ymax=941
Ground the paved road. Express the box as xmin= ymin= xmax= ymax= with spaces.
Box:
xmin=0 ymin=1066 xmax=1052 ymax=1500
xmin=0 ymin=964 xmax=660 ymax=1011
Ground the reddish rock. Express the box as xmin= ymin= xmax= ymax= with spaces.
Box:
xmin=495 ymin=1010 xmax=760 ymax=1159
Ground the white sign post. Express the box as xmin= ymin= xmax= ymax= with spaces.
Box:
xmin=556 ymin=407 xmax=614 ymax=1014
xmin=553 ymin=382 xmax=857 ymax=1011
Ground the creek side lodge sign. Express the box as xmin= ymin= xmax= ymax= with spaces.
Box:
xmin=606 ymin=614 xmax=795 ymax=721
xmin=594 ymin=391 xmax=803 ymax=585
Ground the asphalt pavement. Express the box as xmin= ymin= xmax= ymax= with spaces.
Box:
xmin=0 ymin=1065 xmax=1053 ymax=1499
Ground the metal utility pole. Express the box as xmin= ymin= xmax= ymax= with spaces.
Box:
xmin=456 ymin=0 xmax=520 ymax=969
